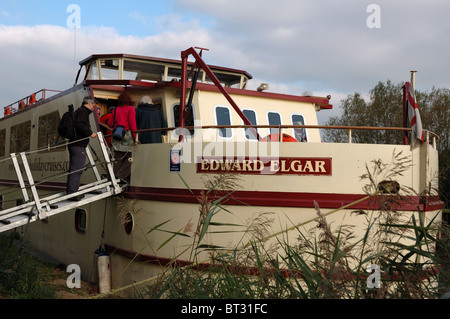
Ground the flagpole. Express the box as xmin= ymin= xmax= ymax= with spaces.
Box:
xmin=410 ymin=70 xmax=417 ymax=92
xmin=402 ymin=83 xmax=408 ymax=145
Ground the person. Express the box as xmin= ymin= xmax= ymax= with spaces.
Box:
xmin=66 ymin=96 xmax=98 ymax=201
xmin=136 ymin=96 xmax=168 ymax=144
xmin=99 ymin=106 xmax=115 ymax=146
xmin=107 ymin=92 xmax=137 ymax=183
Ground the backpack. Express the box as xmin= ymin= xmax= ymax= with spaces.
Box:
xmin=58 ymin=104 xmax=76 ymax=140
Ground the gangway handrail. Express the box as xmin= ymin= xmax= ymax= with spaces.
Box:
xmin=0 ymin=132 xmax=125 ymax=233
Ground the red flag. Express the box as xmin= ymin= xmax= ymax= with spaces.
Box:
xmin=405 ymin=82 xmax=424 ymax=145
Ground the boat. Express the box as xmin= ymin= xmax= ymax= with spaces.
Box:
xmin=0 ymin=47 xmax=444 ymax=293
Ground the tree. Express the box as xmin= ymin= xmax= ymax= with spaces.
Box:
xmin=324 ymin=80 xmax=405 ymax=144
xmin=324 ymin=80 xmax=450 ymax=209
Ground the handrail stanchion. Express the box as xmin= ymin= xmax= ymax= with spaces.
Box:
xmin=20 ymin=152 xmax=46 ymax=219
xmin=10 ymin=153 xmax=30 ymax=203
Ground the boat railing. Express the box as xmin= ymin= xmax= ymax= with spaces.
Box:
xmin=3 ymin=89 xmax=62 ymax=117
xmin=131 ymin=124 xmax=439 ymax=147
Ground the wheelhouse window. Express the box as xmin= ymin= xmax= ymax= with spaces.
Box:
xmin=242 ymin=109 xmax=258 ymax=140
xmin=124 ymin=59 xmax=164 ymax=82
xmin=86 ymin=62 xmax=99 ymax=80
xmin=291 ymin=114 xmax=307 ymax=142
xmin=267 ymin=112 xmax=281 ymax=135
xmin=38 ymin=112 xmax=64 ymax=150
xmin=215 ymin=106 xmax=232 ymax=138
xmin=99 ymin=59 xmax=120 ymax=79
xmin=0 ymin=129 xmax=5 ymax=157
xmin=10 ymin=121 xmax=31 ymax=153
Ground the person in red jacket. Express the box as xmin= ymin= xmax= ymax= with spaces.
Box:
xmin=99 ymin=107 xmax=115 ymax=146
xmin=108 ymin=92 xmax=137 ymax=183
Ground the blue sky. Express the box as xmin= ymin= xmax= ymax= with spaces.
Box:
xmin=1 ymin=0 xmax=181 ymax=36
xmin=1 ymin=0 xmax=450 ymax=123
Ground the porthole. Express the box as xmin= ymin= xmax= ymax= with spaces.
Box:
xmin=378 ymin=181 xmax=400 ymax=194
xmin=124 ymin=212 xmax=134 ymax=234
xmin=75 ymin=209 xmax=87 ymax=234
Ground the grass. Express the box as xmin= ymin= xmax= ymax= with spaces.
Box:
xmin=0 ymin=232 xmax=57 ymax=299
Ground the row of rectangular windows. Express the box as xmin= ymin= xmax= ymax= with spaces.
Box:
xmin=216 ymin=106 xmax=307 ymax=142
xmin=0 ymin=111 xmax=63 ymax=158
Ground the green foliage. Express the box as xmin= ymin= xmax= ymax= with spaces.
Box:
xmin=0 ymin=234 xmax=56 ymax=299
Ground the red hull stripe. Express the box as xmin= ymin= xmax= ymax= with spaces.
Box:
xmin=0 ymin=179 xmax=443 ymax=212
xmin=127 ymin=186 xmax=444 ymax=212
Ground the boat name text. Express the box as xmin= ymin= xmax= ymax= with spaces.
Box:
xmin=197 ymin=157 xmax=332 ymax=175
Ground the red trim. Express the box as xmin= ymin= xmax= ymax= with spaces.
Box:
xmin=83 ymin=78 xmax=332 ymax=109
xmin=0 ymin=178 xmax=443 ymax=212
xmin=126 ymin=186 xmax=444 ymax=212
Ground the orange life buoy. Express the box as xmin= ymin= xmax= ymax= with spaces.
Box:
xmin=29 ymin=93 xmax=36 ymax=104
xmin=260 ymin=133 xmax=298 ymax=142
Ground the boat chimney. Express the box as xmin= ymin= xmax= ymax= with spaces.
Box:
xmin=410 ymin=70 xmax=417 ymax=91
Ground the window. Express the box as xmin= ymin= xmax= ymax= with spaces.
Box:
xmin=291 ymin=114 xmax=307 ymax=142
xmin=124 ymin=212 xmax=134 ymax=234
xmin=242 ymin=109 xmax=258 ymax=140
xmin=38 ymin=112 xmax=64 ymax=150
xmin=10 ymin=121 xmax=31 ymax=153
xmin=75 ymin=209 xmax=87 ymax=234
xmin=124 ymin=59 xmax=165 ymax=82
xmin=86 ymin=62 xmax=99 ymax=80
xmin=99 ymin=59 xmax=120 ymax=79
xmin=172 ymin=103 xmax=195 ymax=137
xmin=0 ymin=129 xmax=5 ymax=157
xmin=267 ymin=112 xmax=281 ymax=135
xmin=378 ymin=181 xmax=400 ymax=194
xmin=215 ymin=106 xmax=232 ymax=138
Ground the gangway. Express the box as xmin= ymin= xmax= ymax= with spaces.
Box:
xmin=0 ymin=132 xmax=126 ymax=234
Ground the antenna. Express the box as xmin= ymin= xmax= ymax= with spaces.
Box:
xmin=74 ymin=26 xmax=77 ymax=78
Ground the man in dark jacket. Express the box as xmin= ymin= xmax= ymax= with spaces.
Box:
xmin=136 ymin=96 xmax=167 ymax=144
xmin=66 ymin=96 xmax=98 ymax=201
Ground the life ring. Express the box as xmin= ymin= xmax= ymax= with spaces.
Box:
xmin=260 ymin=133 xmax=298 ymax=142
xmin=29 ymin=93 xmax=36 ymax=104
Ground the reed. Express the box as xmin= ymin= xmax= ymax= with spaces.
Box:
xmin=133 ymin=151 xmax=449 ymax=299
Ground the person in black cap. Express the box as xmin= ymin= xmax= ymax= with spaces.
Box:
xmin=66 ymin=96 xmax=98 ymax=201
